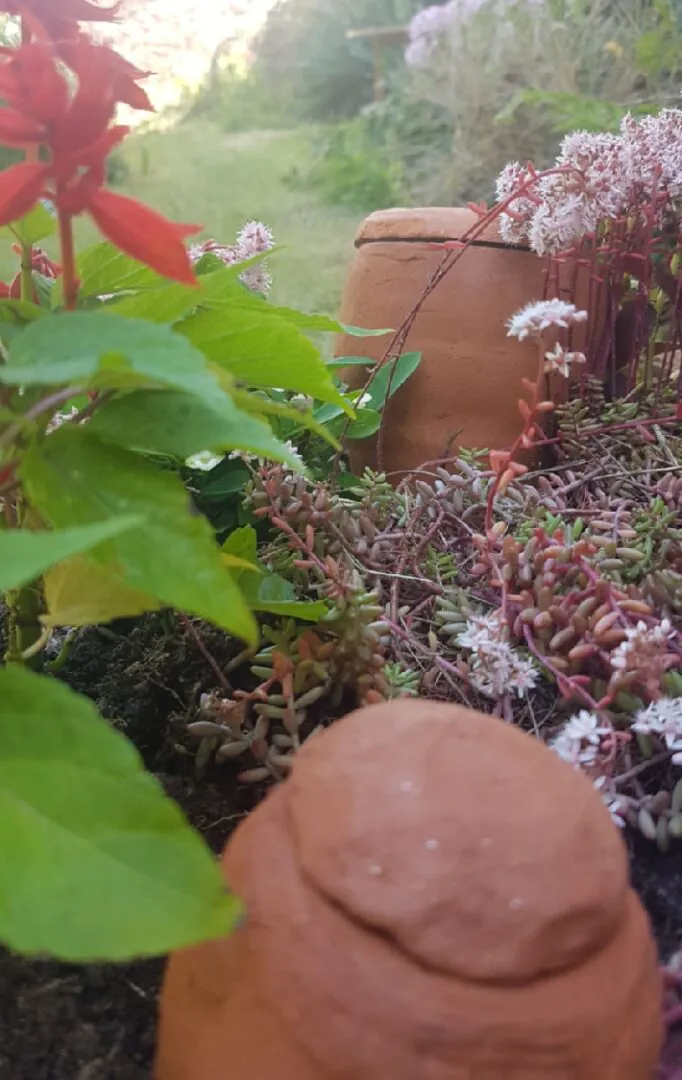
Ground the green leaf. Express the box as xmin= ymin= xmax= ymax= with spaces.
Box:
xmin=341 ymin=324 xmax=393 ymax=338
xmin=362 ymin=352 xmax=422 ymax=411
xmin=0 ymin=312 xmax=238 ymax=415
xmin=0 ymin=517 xmax=143 ymax=594
xmin=106 ymin=283 xmax=200 ymax=325
xmin=250 ymin=574 xmax=328 ymax=621
xmin=0 ymin=298 xmax=47 ymax=326
xmin=177 ymin=305 xmax=350 ymax=410
xmin=0 ymin=298 xmax=47 ymax=345
xmin=326 ymin=355 xmax=376 ymax=370
xmin=231 ymin=390 xmax=341 ymax=447
xmin=2 ymin=203 xmax=57 ymax=246
xmin=346 ymin=408 xmax=381 ymax=439
xmin=21 ymin=427 xmax=258 ymax=644
xmin=222 ymin=527 xmax=327 ymax=621
xmin=75 ymin=242 xmax=165 ymax=299
xmin=43 ymin=555 xmax=159 ymax=627
xmin=87 ymin=389 xmax=305 ymax=470
xmin=0 ymin=666 xmax=240 ymax=960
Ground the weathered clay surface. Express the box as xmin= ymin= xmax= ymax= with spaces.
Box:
xmin=336 ymin=207 xmax=547 ymax=481
xmin=156 ymin=699 xmax=662 ymax=1080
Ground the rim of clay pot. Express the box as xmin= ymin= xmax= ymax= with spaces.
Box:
xmin=355 ymin=206 xmax=530 ymax=251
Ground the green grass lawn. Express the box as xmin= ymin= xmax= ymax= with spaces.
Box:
xmin=0 ymin=121 xmax=363 ymax=318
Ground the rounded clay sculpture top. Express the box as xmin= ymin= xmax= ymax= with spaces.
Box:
xmin=156 ymin=700 xmax=663 ymax=1080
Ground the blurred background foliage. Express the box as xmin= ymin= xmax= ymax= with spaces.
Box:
xmin=187 ymin=0 xmax=682 ymax=208
xmin=0 ymin=0 xmax=681 ymax=312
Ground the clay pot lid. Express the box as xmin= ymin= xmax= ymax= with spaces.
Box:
xmin=287 ymin=700 xmax=629 ymax=984
xmin=354 ymin=206 xmax=516 ymax=248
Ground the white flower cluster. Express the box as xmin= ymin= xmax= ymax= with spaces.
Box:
xmin=549 ymin=715 xmax=628 ymax=827
xmin=189 ymin=220 xmax=275 ymax=294
xmin=497 ymin=109 xmax=682 ymax=254
xmin=549 ymin=710 xmax=610 ymax=769
xmin=610 ymin=618 xmax=675 ymax=689
xmin=456 ymin=611 xmax=538 ymax=699
xmin=506 ymin=299 xmax=588 ymax=341
xmin=632 ymin=697 xmax=682 ymax=765
xmin=593 ymin=777 xmax=628 ymax=828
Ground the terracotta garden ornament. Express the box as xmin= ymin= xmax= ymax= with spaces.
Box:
xmin=335 ymin=207 xmax=551 ymax=481
xmin=156 ymin=699 xmax=663 ymax=1080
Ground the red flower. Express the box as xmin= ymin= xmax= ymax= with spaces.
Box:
xmin=0 ymin=0 xmax=120 ymax=43
xmin=87 ymin=189 xmax=200 ymax=286
xmin=0 ymin=41 xmax=199 ymax=285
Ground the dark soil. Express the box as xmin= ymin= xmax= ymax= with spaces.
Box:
xmin=1 ymin=613 xmax=681 ymax=1079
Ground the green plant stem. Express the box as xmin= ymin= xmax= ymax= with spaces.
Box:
xmin=4 ymin=579 xmax=43 ymax=667
xmin=19 ymin=239 xmax=32 ymax=304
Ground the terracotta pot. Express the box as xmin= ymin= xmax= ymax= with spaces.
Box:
xmin=156 ymin=700 xmax=662 ymax=1080
xmin=336 ymin=208 xmax=548 ymax=481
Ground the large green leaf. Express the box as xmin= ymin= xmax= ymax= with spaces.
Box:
xmin=0 ymin=312 xmax=237 ymax=414
xmin=75 ymin=242 xmax=166 ymax=299
xmin=87 ymin=389 xmax=305 ymax=469
xmin=0 ymin=517 xmax=143 ymax=593
xmin=43 ymin=555 xmax=160 ymax=627
xmin=190 ymin=270 xmax=391 ymax=338
xmin=104 ymin=283 xmax=201 ymax=325
xmin=177 ymin=304 xmax=350 ymax=409
xmin=21 ymin=428 xmax=257 ymax=643
xmin=0 ymin=666 xmax=240 ymax=960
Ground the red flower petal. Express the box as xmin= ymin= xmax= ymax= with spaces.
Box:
xmin=0 ymin=161 xmax=48 ymax=225
xmin=2 ymin=1 xmax=121 ymax=40
xmin=0 ymin=44 xmax=70 ymax=126
xmin=85 ymin=188 xmax=201 ymax=285
xmin=0 ymin=107 xmax=45 ymax=145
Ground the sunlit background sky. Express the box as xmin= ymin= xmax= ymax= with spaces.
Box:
xmin=97 ymin=0 xmax=278 ymax=115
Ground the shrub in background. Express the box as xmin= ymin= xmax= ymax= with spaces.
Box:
xmin=401 ymin=0 xmax=682 ymax=205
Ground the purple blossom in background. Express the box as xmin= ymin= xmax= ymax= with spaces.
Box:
xmin=405 ymin=0 xmax=543 ymax=67
xmin=405 ymin=2 xmax=456 ymax=68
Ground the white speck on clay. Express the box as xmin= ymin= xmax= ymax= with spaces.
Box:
xmin=368 ymin=863 xmax=383 ymax=877
xmin=425 ymin=839 xmax=440 ymax=851
xmin=400 ymin=781 xmax=414 ymax=793
xmin=509 ymin=898 xmax=525 ymax=911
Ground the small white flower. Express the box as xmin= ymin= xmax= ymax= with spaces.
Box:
xmin=549 ymin=711 xmax=610 ymax=769
xmin=185 ymin=450 xmax=224 ymax=472
xmin=593 ymin=777 xmax=628 ymax=828
xmin=457 ymin=613 xmax=538 ymax=699
xmin=507 ymin=299 xmax=589 ymax=342
xmin=456 ymin=611 xmax=506 ymax=651
xmin=632 ymin=697 xmax=682 ymax=763
xmin=544 ymin=343 xmax=587 ymax=378
xmin=610 ymin=620 xmax=675 ymax=690
xmin=46 ymin=406 xmax=80 ymax=433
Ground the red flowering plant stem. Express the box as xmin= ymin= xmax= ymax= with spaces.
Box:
xmin=0 ymin=30 xmax=200 ymax=309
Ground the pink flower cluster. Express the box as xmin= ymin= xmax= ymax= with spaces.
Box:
xmin=496 ymin=109 xmax=682 ymax=254
xmin=189 ymin=220 xmax=274 ymax=295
